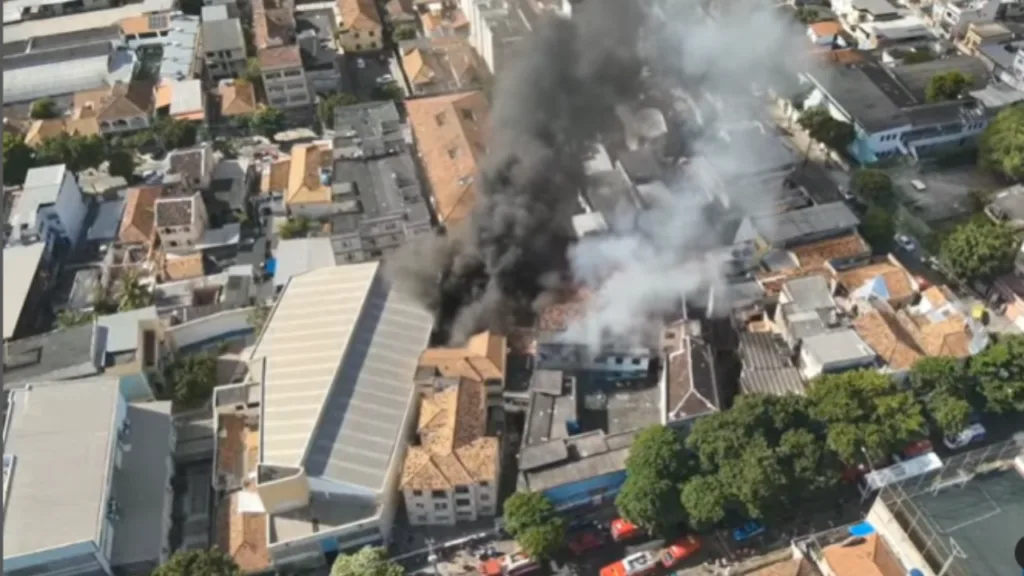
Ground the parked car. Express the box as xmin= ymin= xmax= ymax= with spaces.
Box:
xmin=944 ymin=418 xmax=986 ymax=450
xmin=356 ymin=57 xmax=366 ymax=69
xmin=610 ymin=518 xmax=645 ymax=543
xmin=894 ymin=233 xmax=916 ymax=252
xmin=600 ymin=551 xmax=659 ymax=576
xmin=376 ymin=74 xmax=395 ymax=85
xmin=910 ymin=179 xmax=927 ymax=191
xmin=733 ymin=521 xmax=765 ymax=542
xmin=660 ymin=535 xmax=703 ymax=568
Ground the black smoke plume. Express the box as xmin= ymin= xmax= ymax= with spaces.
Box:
xmin=388 ymin=0 xmax=647 ymax=344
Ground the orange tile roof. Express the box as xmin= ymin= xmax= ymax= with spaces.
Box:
xmin=822 ymin=534 xmax=905 ymax=576
xmin=261 ymin=158 xmax=292 ymax=194
xmin=218 ymin=491 xmax=270 ymax=573
xmin=155 ymin=81 xmax=174 ymax=110
xmin=220 ymin=80 xmax=258 ymax=117
xmin=119 ymin=186 xmax=163 ymax=245
xmin=257 ymin=45 xmax=302 ymax=70
xmin=401 ymin=379 xmax=499 ymax=491
xmin=73 ymin=81 xmax=155 ymax=122
xmin=751 ymin=557 xmax=822 ymax=576
xmin=791 ymin=233 xmax=870 ymax=268
xmin=401 ymin=36 xmax=490 ymax=92
xmin=836 ymin=258 xmax=917 ymax=303
xmin=23 ymin=117 xmax=100 ymax=147
xmin=853 ymin=301 xmax=923 ymax=371
xmin=217 ymin=414 xmax=247 ymax=483
xmin=406 ymin=91 xmax=489 ymax=225
xmin=339 ymin=0 xmax=382 ymax=31
xmin=284 ymin=143 xmax=331 ymax=204
xmin=420 ymin=8 xmax=470 ymax=35
xmin=816 ymin=48 xmax=867 ymax=65
xmin=536 ymin=289 xmax=591 ymax=332
xmin=419 ymin=331 xmax=507 ymax=382
xmin=809 ymin=20 xmax=842 ymax=37
xmin=119 ymin=12 xmax=171 ymax=35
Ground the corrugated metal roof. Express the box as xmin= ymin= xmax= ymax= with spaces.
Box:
xmin=254 ymin=264 xmax=434 ymax=491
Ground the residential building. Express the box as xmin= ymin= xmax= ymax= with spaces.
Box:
xmin=460 ymin=0 xmax=532 ymax=73
xmin=737 ymin=332 xmax=806 ymax=396
xmin=959 ymin=21 xmax=1017 ymax=54
xmin=802 ymin=57 xmax=991 ymax=164
xmin=22 ymin=116 xmax=100 ymax=147
xmin=984 ymin=183 xmax=1024 ymax=229
xmin=337 ymin=0 xmax=384 ymax=53
xmin=385 ymin=0 xmax=418 ymax=27
xmin=211 ymin=157 xmax=255 ymax=211
xmin=3 ymin=243 xmax=50 ymax=341
xmin=155 ymin=192 xmax=209 ymax=250
xmin=661 ymin=318 xmax=725 ymax=429
xmin=753 ymin=233 xmax=872 ymax=296
xmin=167 ymin=144 xmax=217 ymax=191
xmin=217 ymin=263 xmax=434 ymax=571
xmin=406 ymin=91 xmax=490 ymax=226
xmin=119 ymin=185 xmax=163 ymax=246
xmin=3 ymin=25 xmax=135 ymax=104
xmin=738 ymin=202 xmax=860 ymax=253
xmin=260 ymin=46 xmax=313 ymax=109
xmin=251 ymin=0 xmax=295 ymax=50
xmin=218 ymin=79 xmax=259 ymax=120
xmin=155 ymin=78 xmax=207 ymax=122
xmin=420 ymin=5 xmax=470 ymax=37
xmin=295 ymin=6 xmax=343 ymax=94
xmin=834 ymin=255 xmax=919 ymax=307
xmin=272 ymin=237 xmax=337 ymax=290
xmin=932 ymin=0 xmax=1000 ymax=38
xmin=808 ymin=20 xmax=844 ymax=46
xmin=400 ymin=378 xmax=500 ymax=526
xmin=399 ymin=37 xmax=492 ymax=96
xmin=202 ymin=8 xmax=248 ymax=80
xmin=122 ymin=12 xmax=201 ymax=82
xmin=8 ymin=164 xmax=87 ymax=250
xmin=73 ymin=80 xmax=155 ymax=136
xmin=418 ymin=331 xmax=507 ymax=387
xmin=773 ymin=275 xmax=840 ymax=350
xmin=3 ymin=377 xmax=175 ymax=576
xmin=799 ymin=329 xmax=877 ymax=379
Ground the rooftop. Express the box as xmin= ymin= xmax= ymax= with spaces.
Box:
xmin=418 ymin=331 xmax=507 ymax=383
xmin=252 ymin=264 xmax=434 ymax=492
xmin=285 ymin=143 xmax=331 ymax=205
xmin=87 ymin=199 xmax=126 ymax=243
xmin=3 ymin=377 xmax=121 ymax=558
xmin=96 ymin=306 xmax=158 ymax=355
xmin=405 ymin=91 xmax=490 ymax=225
xmin=202 ymin=17 xmax=246 ymax=54
xmin=838 ymin=258 xmax=918 ymax=304
xmin=9 ymin=163 xmax=67 ymax=232
xmin=802 ymin=329 xmax=877 ymax=366
xmin=821 ymin=533 xmax=904 ymax=576
xmin=664 ymin=320 xmax=721 ymax=423
xmin=751 ymin=202 xmax=859 ymax=248
xmin=271 ymin=237 xmax=336 ymax=288
xmin=783 ymin=275 xmax=836 ymax=311
xmin=258 ymin=45 xmax=302 ymax=70
xmin=338 ymin=0 xmax=382 ymax=31
xmin=519 ymin=431 xmax=633 ymax=494
xmin=738 ymin=332 xmax=806 ymax=396
xmin=3 ymin=243 xmax=46 ymax=340
xmin=119 ymin=185 xmax=163 ymax=244
xmin=332 ymin=100 xmax=408 ymax=158
xmin=852 ymin=298 xmax=923 ymax=371
xmin=3 ymin=324 xmax=107 ymax=387
xmin=219 ymin=80 xmax=258 ymax=117
xmin=400 ymin=379 xmax=499 ymax=491
xmin=5 ymin=2 xmax=172 ymax=40
xmin=399 ymin=37 xmax=492 ymax=96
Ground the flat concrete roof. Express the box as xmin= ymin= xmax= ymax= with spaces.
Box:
xmin=3 ymin=243 xmax=45 ymax=340
xmin=4 ymin=377 xmax=121 ymax=559
xmin=253 ymin=264 xmax=433 ymax=492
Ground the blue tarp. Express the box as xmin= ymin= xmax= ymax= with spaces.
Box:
xmin=848 ymin=522 xmax=875 ymax=537
xmin=266 ymin=257 xmax=277 ymax=275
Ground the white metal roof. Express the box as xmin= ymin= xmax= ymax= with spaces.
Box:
xmin=273 ymin=237 xmax=337 ymax=288
xmin=3 ymin=243 xmax=46 ymax=339
xmin=253 ymin=264 xmax=434 ymax=491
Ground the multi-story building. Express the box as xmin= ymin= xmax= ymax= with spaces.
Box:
xmin=201 ymin=5 xmax=248 ymax=80
xmin=259 ymin=46 xmax=313 ymax=109
xmin=154 ymin=192 xmax=209 ymax=251
xmin=336 ymin=0 xmax=384 ymax=53
xmin=400 ymin=377 xmax=500 ymax=526
xmin=3 ymin=377 xmax=175 ymax=576
xmin=460 ymin=0 xmax=532 ymax=73
xmin=7 ymin=164 xmax=87 ymax=251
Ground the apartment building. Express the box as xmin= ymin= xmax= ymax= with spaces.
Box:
xmin=201 ymin=5 xmax=248 ymax=80
xmin=400 ymin=378 xmax=500 ymax=525
xmin=337 ymin=0 xmax=384 ymax=53
xmin=154 ymin=192 xmax=209 ymax=250
xmin=259 ymin=46 xmax=312 ymax=109
xmin=8 ymin=164 xmax=87 ymax=250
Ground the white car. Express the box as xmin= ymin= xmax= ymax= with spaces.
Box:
xmin=356 ymin=57 xmax=366 ymax=69
xmin=910 ymin=179 xmax=927 ymax=191
xmin=894 ymin=234 xmax=916 ymax=252
xmin=376 ymin=74 xmax=395 ymax=85
xmin=943 ymin=423 xmax=986 ymax=450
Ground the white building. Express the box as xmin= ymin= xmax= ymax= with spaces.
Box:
xmin=216 ymin=263 xmax=435 ymax=572
xmin=154 ymin=192 xmax=209 ymax=251
xmin=201 ymin=6 xmax=248 ymax=80
xmin=400 ymin=378 xmax=500 ymax=526
xmin=932 ymin=0 xmax=999 ymax=38
xmin=8 ymin=164 xmax=87 ymax=249
xmin=3 ymin=377 xmax=175 ymax=576
xmin=259 ymin=46 xmax=313 ymax=109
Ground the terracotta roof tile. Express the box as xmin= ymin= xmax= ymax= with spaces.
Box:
xmin=853 ymin=301 xmax=923 ymax=371
xmin=406 ymin=91 xmax=489 ymax=225
xmin=836 ymin=258 xmax=917 ymax=303
xmin=401 ymin=379 xmax=499 ymax=491
xmin=258 ymin=45 xmax=302 ymax=70
xmin=119 ymin=185 xmax=163 ymax=245
xmin=401 ymin=37 xmax=490 ymax=93
xmin=218 ymin=491 xmax=270 ymax=573
xmin=822 ymin=534 xmax=905 ymax=576
xmin=751 ymin=557 xmax=822 ymax=576
xmin=284 ymin=143 xmax=331 ymax=204
xmin=809 ymin=20 xmax=842 ymax=37
xmin=74 ymin=81 xmax=155 ymax=122
xmin=339 ymin=0 xmax=382 ymax=31
xmin=790 ymin=233 xmax=870 ymax=268
xmin=419 ymin=331 xmax=507 ymax=382
xmin=220 ymin=80 xmax=258 ymax=117
xmin=161 ymin=251 xmax=206 ymax=282
xmin=536 ymin=289 xmax=591 ymax=332
xmin=261 ymin=158 xmax=292 ymax=194
xmin=23 ymin=117 xmax=100 ymax=147
xmin=251 ymin=0 xmax=295 ymax=49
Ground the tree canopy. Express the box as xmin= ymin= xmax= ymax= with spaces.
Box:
xmin=940 ymin=217 xmax=1018 ymax=283
xmin=683 ymin=395 xmax=840 ymax=525
xmin=30 ymin=98 xmax=58 ymax=119
xmin=164 ymin=352 xmax=218 ymax=406
xmin=107 ymin=147 xmax=136 ymax=181
xmin=798 ymin=108 xmax=855 ymax=152
xmin=850 ymin=169 xmax=895 ymax=207
xmin=979 ymin=105 xmax=1024 ymax=181
xmin=152 ymin=549 xmax=241 ymax=576
xmin=279 ymin=216 xmax=312 ymax=239
xmin=859 ymin=205 xmax=896 ymax=253
xmin=35 ymin=132 xmax=107 ymax=173
xmin=925 ymin=71 xmax=972 ymax=103
xmin=250 ymin=107 xmax=286 ymax=138
xmin=3 ymin=132 xmax=34 ymax=186
xmin=319 ymin=93 xmax=360 ymax=129
xmin=117 ymin=269 xmax=152 ymax=312
xmin=615 ymin=425 xmax=690 ymax=535
xmin=969 ymin=334 xmax=1024 ymax=413
xmin=331 ymin=547 xmax=404 ymax=576
xmin=808 ymin=370 xmax=926 ymax=465
xmin=502 ymin=492 xmax=566 ymax=559
xmin=909 ymin=357 xmax=975 ymax=436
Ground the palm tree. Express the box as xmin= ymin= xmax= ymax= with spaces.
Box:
xmin=117 ymin=269 xmax=153 ymax=312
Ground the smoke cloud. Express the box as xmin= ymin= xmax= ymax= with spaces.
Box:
xmin=390 ymin=0 xmax=815 ymax=347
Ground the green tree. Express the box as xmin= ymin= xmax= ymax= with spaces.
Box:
xmin=684 ymin=395 xmax=839 ymax=523
xmin=152 ymin=549 xmax=241 ymax=576
xmin=116 ymin=268 xmax=153 ymax=312
xmin=680 ymin=475 xmax=728 ymax=529
xmin=795 ymin=7 xmax=823 ymax=23
xmin=969 ymin=334 xmax=1024 ymax=413
xmin=909 ymin=357 xmax=974 ymax=436
xmin=318 ymin=93 xmax=360 ymax=129
xmin=164 ymin=352 xmax=218 ymax=405
xmin=3 ymin=132 xmax=34 ymax=186
xmin=901 ymin=50 xmax=935 ymax=64
xmin=107 ymin=147 xmax=136 ymax=181
xmin=244 ymin=58 xmax=262 ymax=83
xmin=278 ymin=216 xmax=312 ymax=239
xmin=30 ymin=97 xmax=58 ymax=119
xmin=808 ymin=370 xmax=926 ymax=465
xmin=850 ymin=168 xmax=895 ymax=206
xmin=798 ymin=108 xmax=855 ymax=152
xmin=374 ymin=83 xmax=404 ymax=103
xmin=56 ymin=309 xmax=95 ymax=329
xmin=859 ymin=205 xmax=896 ymax=253
xmin=615 ymin=425 xmax=690 ymax=534
xmin=331 ymin=547 xmax=404 ymax=576
xmin=925 ymin=71 xmax=972 ymax=103
xmin=250 ymin=107 xmax=286 ymax=138
xmin=154 ymin=117 xmax=198 ymax=150
xmin=979 ymin=105 xmax=1024 ymax=180
xmin=35 ymin=133 xmax=106 ymax=172
xmin=393 ymin=25 xmax=418 ymax=41
xmin=940 ymin=218 xmax=1018 ymax=283
xmin=502 ymin=492 xmax=566 ymax=559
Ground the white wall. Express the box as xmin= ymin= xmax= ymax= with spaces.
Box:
xmin=54 ymin=170 xmax=87 ymax=247
xmin=167 ymin=308 xmax=252 ymax=350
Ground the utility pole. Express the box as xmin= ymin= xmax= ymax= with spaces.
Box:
xmin=425 ymin=538 xmax=441 ymax=576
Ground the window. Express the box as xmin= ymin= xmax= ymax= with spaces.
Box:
xmin=461 ymin=108 xmax=475 ymax=122
xmin=480 ymin=493 xmax=490 ymax=501
xmin=415 ymin=502 xmax=424 ymax=509
xmin=431 ymin=490 xmax=447 ymax=498
xmin=454 ymin=485 xmax=469 ymax=494
xmin=412 ymin=489 xmax=423 ymax=496
xmin=356 ymin=44 xmax=362 ymax=50
xmin=456 ymin=498 xmax=471 ymax=507
xmin=479 ymin=481 xmax=490 ymax=488
xmin=169 ymin=240 xmax=178 ymax=247
xmin=632 ymin=358 xmax=642 ymax=365
xmin=615 ymin=356 xmax=624 ymax=365
xmin=368 ymin=30 xmax=375 ymax=37
xmin=434 ymin=502 xmax=448 ymax=510
xmin=354 ymin=32 xmax=360 ymax=38
xmin=447 ymin=147 xmax=459 ymax=159
xmin=435 ymin=112 xmax=446 ymax=126
xmin=416 ymin=515 xmax=428 ymax=523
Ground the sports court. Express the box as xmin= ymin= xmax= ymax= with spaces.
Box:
xmin=899 ymin=468 xmax=1024 ymax=576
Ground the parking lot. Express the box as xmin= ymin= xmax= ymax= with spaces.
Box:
xmin=889 ymin=163 xmax=1001 ymax=223
xmin=342 ymin=51 xmax=393 ymax=101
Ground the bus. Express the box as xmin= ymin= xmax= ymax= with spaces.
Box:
xmin=599 ymin=550 xmax=659 ymax=576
